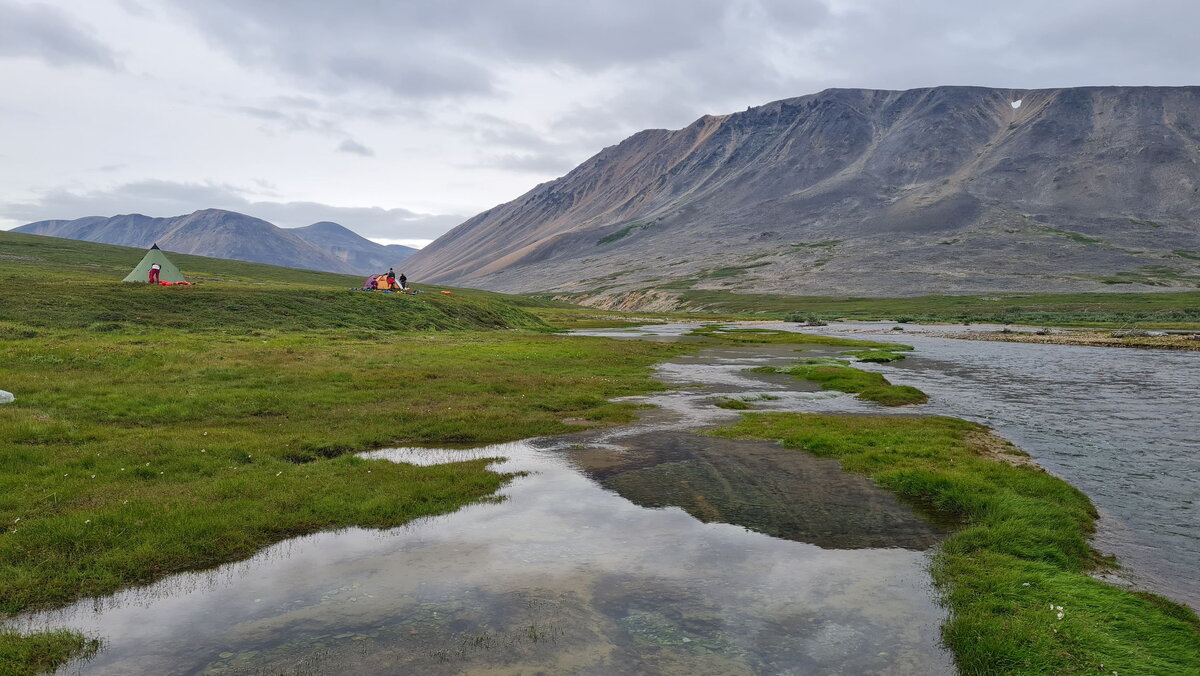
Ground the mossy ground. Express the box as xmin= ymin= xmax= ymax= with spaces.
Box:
xmin=714 ymin=413 xmax=1200 ymax=675
xmin=0 ymin=233 xmax=691 ymax=673
xmin=775 ymin=363 xmax=928 ymax=406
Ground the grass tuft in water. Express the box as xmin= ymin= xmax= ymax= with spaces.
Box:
xmin=842 ymin=349 xmax=907 ymax=362
xmin=0 ymin=630 xmax=99 ymax=676
xmin=714 ymin=397 xmax=753 ymax=410
xmin=772 ymin=363 xmax=928 ymax=406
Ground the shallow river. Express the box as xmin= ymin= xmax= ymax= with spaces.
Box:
xmin=760 ymin=321 xmax=1199 ymax=610
xmin=17 ymin=341 xmax=955 ymax=675
xmin=597 ymin=321 xmax=1200 ymax=609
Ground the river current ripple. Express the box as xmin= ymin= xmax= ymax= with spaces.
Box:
xmin=709 ymin=322 xmax=1200 ymax=609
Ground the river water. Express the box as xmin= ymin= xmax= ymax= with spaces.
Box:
xmin=784 ymin=322 xmax=1199 ymax=610
xmin=596 ymin=321 xmax=1200 ymax=610
xmin=16 ymin=341 xmax=955 ymax=675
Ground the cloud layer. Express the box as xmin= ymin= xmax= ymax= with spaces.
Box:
xmin=2 ymin=0 xmax=1200 ymax=242
xmin=0 ymin=1 xmax=118 ymax=68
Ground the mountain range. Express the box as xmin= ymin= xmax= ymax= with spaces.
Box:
xmin=403 ymin=86 xmax=1200 ymax=307
xmin=14 ymin=209 xmax=414 ymax=275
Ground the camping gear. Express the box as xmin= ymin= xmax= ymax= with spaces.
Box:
xmin=0 ymin=390 xmax=13 ymax=404
xmin=361 ymin=274 xmax=382 ymax=290
xmin=123 ymin=244 xmax=186 ymax=283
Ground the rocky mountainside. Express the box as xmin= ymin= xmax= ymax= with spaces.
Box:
xmin=15 ymin=209 xmax=413 ymax=275
xmin=403 ymin=86 xmax=1200 ymax=306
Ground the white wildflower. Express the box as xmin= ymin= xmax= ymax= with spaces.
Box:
xmin=1057 ymin=612 xmax=1064 ymax=620
xmin=84 ymin=519 xmax=91 ymax=524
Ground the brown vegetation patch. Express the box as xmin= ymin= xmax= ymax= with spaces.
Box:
xmin=951 ymin=331 xmax=1200 ymax=351
xmin=964 ymin=430 xmax=1042 ymax=470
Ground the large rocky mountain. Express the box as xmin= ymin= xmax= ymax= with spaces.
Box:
xmin=15 ymin=209 xmax=414 ymax=275
xmin=404 ymin=86 xmax=1200 ymax=307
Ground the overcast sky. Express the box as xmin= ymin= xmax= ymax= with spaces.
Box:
xmin=2 ymin=0 xmax=1197 ymax=247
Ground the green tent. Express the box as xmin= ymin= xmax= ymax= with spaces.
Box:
xmin=122 ymin=244 xmax=186 ymax=283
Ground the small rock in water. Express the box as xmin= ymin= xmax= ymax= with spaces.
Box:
xmin=0 ymin=390 xmax=13 ymax=404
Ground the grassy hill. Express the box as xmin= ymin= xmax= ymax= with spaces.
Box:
xmin=0 ymin=231 xmax=557 ymax=332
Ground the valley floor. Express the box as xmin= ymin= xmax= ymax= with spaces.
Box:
xmin=1 ymin=234 xmax=1197 ymax=674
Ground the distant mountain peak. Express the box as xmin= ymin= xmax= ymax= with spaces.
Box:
xmin=14 ymin=209 xmax=414 ymax=274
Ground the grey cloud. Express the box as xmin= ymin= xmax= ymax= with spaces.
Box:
xmin=163 ymin=0 xmax=828 ymax=103
xmin=2 ymin=180 xmax=465 ymax=239
xmin=486 ymin=152 xmax=578 ymax=175
xmin=232 ymin=105 xmax=344 ymax=135
xmin=461 ymin=114 xmax=602 ymax=173
xmin=337 ymin=139 xmax=374 ymax=156
xmin=0 ymin=1 xmax=119 ymax=69
xmin=116 ymin=0 xmax=153 ymax=18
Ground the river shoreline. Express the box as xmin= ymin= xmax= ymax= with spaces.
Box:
xmin=947 ymin=329 xmax=1200 ymax=351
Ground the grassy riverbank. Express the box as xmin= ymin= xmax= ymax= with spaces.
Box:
xmin=951 ymin=329 xmax=1200 ymax=352
xmin=714 ymin=413 xmax=1200 ymax=675
xmin=688 ymin=324 xmax=913 ymax=349
xmin=668 ymin=289 xmax=1200 ymax=329
xmin=547 ymin=286 xmax=1200 ymax=329
xmin=756 ymin=361 xmax=929 ymax=406
xmin=0 ymin=234 xmax=692 ymax=674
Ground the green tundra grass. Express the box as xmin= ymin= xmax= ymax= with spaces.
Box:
xmin=0 ymin=232 xmax=689 ymax=673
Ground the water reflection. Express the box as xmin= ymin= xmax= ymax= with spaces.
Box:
xmin=13 ymin=340 xmax=953 ymax=675
xmin=571 ymin=431 xmax=943 ymax=550
xmin=582 ymin=321 xmax=1200 ymax=609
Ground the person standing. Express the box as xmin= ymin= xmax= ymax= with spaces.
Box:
xmin=387 ymin=268 xmax=396 ymax=284
xmin=398 ymin=273 xmax=407 ymax=290
xmin=148 ymin=262 xmax=161 ymax=283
